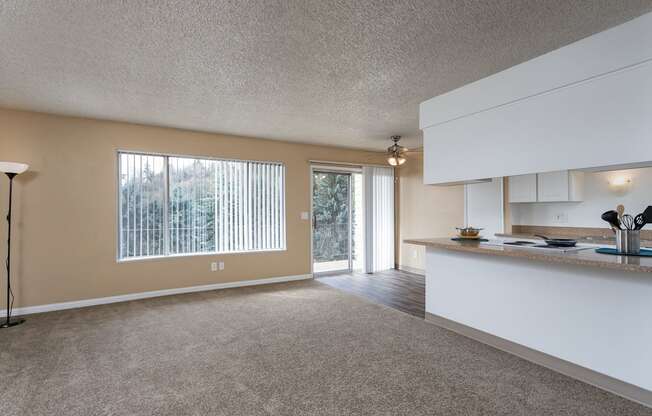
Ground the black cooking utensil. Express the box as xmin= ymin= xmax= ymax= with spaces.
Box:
xmin=634 ymin=214 xmax=646 ymax=230
xmin=534 ymin=234 xmax=578 ymax=247
xmin=643 ymin=206 xmax=652 ymax=225
xmin=601 ymin=210 xmax=621 ymax=231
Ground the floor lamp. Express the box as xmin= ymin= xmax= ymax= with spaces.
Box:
xmin=0 ymin=161 xmax=29 ymax=329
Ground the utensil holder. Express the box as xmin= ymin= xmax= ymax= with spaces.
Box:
xmin=615 ymin=230 xmax=640 ymax=254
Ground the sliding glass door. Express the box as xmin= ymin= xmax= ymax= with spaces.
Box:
xmin=312 ymin=170 xmax=354 ymax=274
xmin=311 ymin=165 xmax=393 ymax=275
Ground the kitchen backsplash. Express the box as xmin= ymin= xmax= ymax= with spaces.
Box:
xmin=510 ymin=167 xmax=652 ymax=228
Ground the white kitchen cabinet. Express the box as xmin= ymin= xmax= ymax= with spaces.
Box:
xmin=465 ymin=178 xmax=504 ymax=237
xmin=421 ymin=14 xmax=652 ymax=185
xmin=508 ymin=174 xmax=537 ymax=203
xmin=537 ymin=171 xmax=584 ymax=202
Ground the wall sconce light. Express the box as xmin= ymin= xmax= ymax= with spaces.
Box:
xmin=608 ymin=176 xmax=632 ymax=193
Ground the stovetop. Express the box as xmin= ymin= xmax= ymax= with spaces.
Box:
xmin=481 ymin=239 xmax=594 ymax=253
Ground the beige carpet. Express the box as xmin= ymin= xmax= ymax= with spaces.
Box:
xmin=1 ymin=280 xmax=650 ymax=415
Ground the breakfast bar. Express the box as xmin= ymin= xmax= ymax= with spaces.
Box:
xmin=406 ymin=238 xmax=652 ymax=273
xmin=406 ymin=237 xmax=652 ymax=400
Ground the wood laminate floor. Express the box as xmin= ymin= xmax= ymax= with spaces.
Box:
xmin=316 ymin=269 xmax=425 ymax=318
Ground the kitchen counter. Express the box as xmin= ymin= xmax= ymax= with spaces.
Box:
xmin=407 ymin=237 xmax=652 ymax=395
xmin=405 ymin=238 xmax=652 ymax=273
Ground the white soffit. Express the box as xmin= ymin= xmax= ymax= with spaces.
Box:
xmin=420 ymin=12 xmax=652 ymax=130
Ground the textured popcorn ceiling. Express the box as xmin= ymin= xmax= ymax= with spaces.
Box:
xmin=1 ymin=1 xmax=651 ymax=150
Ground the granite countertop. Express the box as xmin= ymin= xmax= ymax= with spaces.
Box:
xmin=404 ymin=238 xmax=652 ymax=274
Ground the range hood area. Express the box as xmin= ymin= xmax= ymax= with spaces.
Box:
xmin=420 ymin=13 xmax=652 ymax=185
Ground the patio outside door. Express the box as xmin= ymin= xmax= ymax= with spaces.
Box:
xmin=312 ymin=170 xmax=353 ymax=274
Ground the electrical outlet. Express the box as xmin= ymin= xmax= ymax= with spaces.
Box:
xmin=219 ymin=261 xmax=225 ymax=271
xmin=300 ymin=211 xmax=310 ymax=220
xmin=211 ymin=262 xmax=218 ymax=272
xmin=552 ymin=212 xmax=568 ymax=224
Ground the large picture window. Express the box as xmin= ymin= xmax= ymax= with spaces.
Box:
xmin=118 ymin=152 xmax=285 ymax=260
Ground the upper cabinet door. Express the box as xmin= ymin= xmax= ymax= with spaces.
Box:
xmin=537 ymin=171 xmax=584 ymax=202
xmin=508 ymin=174 xmax=537 ymax=203
xmin=537 ymin=171 xmax=569 ymax=202
xmin=465 ymin=178 xmax=504 ymax=237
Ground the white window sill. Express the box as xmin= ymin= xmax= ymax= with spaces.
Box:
xmin=117 ymin=247 xmax=287 ymax=263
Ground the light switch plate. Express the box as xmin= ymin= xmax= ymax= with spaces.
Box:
xmin=300 ymin=211 xmax=310 ymax=220
xmin=552 ymin=212 xmax=569 ymax=224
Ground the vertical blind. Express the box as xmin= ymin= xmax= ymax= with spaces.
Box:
xmin=215 ymin=160 xmax=285 ymax=252
xmin=169 ymin=157 xmax=216 ymax=255
xmin=119 ymin=154 xmax=166 ymax=258
xmin=118 ymin=152 xmax=285 ymax=260
xmin=363 ymin=166 xmax=395 ymax=273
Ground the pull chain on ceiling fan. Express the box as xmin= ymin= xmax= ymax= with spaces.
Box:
xmin=387 ymin=135 xmax=407 ymax=166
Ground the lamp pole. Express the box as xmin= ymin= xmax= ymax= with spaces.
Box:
xmin=2 ymin=172 xmax=24 ymax=328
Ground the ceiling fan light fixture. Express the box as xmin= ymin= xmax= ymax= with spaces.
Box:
xmin=386 ymin=136 xmax=407 ymax=166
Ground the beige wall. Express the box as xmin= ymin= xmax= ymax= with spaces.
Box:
xmin=0 ymin=108 xmax=386 ymax=308
xmin=397 ymin=152 xmax=464 ymax=272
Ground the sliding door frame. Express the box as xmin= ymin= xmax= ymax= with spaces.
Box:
xmin=310 ymin=164 xmax=361 ymax=276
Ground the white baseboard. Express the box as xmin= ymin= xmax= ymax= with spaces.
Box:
xmin=426 ymin=312 xmax=652 ymax=409
xmin=397 ymin=264 xmax=425 ymax=275
xmin=3 ymin=274 xmax=312 ymax=318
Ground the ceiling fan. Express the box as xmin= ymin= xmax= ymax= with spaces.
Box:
xmin=387 ymin=135 xmax=411 ymax=166
xmin=386 ymin=135 xmax=425 ymax=166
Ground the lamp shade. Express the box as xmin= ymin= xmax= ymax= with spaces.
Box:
xmin=0 ymin=162 xmax=29 ymax=175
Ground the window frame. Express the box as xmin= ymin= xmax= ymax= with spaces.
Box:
xmin=116 ymin=150 xmax=287 ymax=263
